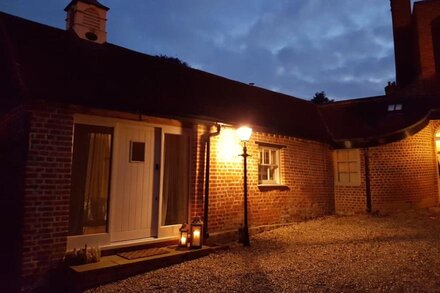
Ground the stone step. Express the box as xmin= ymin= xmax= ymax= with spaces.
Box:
xmin=67 ymin=244 xmax=228 ymax=291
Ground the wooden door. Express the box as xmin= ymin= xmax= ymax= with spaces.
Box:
xmin=109 ymin=123 xmax=155 ymax=242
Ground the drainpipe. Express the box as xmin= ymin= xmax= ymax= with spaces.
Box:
xmin=364 ymin=147 xmax=372 ymax=213
xmin=203 ymin=124 xmax=221 ymax=243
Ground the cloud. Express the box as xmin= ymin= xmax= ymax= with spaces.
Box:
xmin=0 ymin=0 xmax=398 ymax=100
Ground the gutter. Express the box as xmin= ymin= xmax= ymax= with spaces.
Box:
xmin=203 ymin=124 xmax=221 ymax=243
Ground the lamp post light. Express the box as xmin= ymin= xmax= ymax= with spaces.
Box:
xmin=237 ymin=126 xmax=252 ymax=247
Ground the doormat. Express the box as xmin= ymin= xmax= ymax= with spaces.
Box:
xmin=117 ymin=248 xmax=170 ymax=260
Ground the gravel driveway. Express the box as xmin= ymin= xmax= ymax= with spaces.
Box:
xmin=87 ymin=208 xmax=440 ymax=292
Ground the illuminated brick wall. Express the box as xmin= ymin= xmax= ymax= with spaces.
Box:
xmin=195 ymin=125 xmax=335 ymax=236
xmin=335 ymin=121 xmax=439 ymax=214
xmin=369 ymin=122 xmax=438 ymax=211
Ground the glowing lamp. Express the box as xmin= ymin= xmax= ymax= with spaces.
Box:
xmin=179 ymin=223 xmax=189 ymax=248
xmin=190 ymin=217 xmax=203 ymax=249
xmin=237 ymin=126 xmax=252 ymax=142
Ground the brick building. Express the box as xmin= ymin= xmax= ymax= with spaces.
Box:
xmin=1 ymin=0 xmax=440 ymax=291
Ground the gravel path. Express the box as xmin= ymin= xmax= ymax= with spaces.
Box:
xmin=87 ymin=208 xmax=440 ymax=292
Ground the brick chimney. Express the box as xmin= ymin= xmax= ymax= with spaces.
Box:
xmin=390 ymin=0 xmax=413 ymax=86
xmin=64 ymin=0 xmax=109 ymax=44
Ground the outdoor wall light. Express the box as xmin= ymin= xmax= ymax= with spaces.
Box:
xmin=190 ymin=217 xmax=203 ymax=249
xmin=237 ymin=125 xmax=252 ymax=246
xmin=179 ymin=223 xmax=189 ymax=248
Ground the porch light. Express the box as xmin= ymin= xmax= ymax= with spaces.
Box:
xmin=237 ymin=125 xmax=252 ymax=246
xmin=237 ymin=126 xmax=252 ymax=142
xmin=190 ymin=217 xmax=203 ymax=249
xmin=179 ymin=223 xmax=189 ymax=248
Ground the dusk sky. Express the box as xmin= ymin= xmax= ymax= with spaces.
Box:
xmin=0 ymin=1 xmax=418 ymax=101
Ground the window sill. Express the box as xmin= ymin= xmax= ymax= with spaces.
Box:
xmin=258 ymin=184 xmax=289 ymax=191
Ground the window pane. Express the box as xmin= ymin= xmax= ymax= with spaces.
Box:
xmin=260 ymin=166 xmax=269 ymax=181
xmin=162 ymin=134 xmax=189 ymax=226
xmin=269 ymin=166 xmax=277 ymax=181
xmin=271 ymin=150 xmax=277 ymax=164
xmin=130 ymin=141 xmax=145 ymax=162
xmin=69 ymin=124 xmax=112 ymax=236
xmin=264 ymin=150 xmax=269 ymax=164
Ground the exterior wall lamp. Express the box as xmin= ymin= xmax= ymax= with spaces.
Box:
xmin=237 ymin=126 xmax=252 ymax=246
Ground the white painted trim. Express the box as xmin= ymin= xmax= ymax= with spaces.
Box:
xmin=67 ymin=233 xmax=110 ymax=250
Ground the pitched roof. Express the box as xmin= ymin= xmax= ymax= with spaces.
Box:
xmin=1 ymin=11 xmax=440 ymax=148
xmin=0 ymin=11 xmax=330 ymax=142
xmin=319 ymin=94 xmax=440 ymax=147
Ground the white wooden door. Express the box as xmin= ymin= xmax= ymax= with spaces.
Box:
xmin=109 ymin=123 xmax=155 ymax=242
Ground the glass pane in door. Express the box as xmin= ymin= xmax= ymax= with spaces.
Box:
xmin=161 ymin=134 xmax=189 ymax=226
xmin=69 ymin=124 xmax=112 ymax=236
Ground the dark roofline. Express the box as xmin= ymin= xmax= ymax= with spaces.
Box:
xmin=3 ymin=10 xmax=440 ymax=149
xmin=318 ymin=95 xmax=388 ymax=107
xmin=64 ymin=0 xmax=110 ymax=12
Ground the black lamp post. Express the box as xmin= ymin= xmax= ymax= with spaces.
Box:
xmin=237 ymin=126 xmax=252 ymax=247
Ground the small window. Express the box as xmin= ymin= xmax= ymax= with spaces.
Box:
xmin=334 ymin=149 xmax=361 ymax=186
xmin=259 ymin=146 xmax=281 ymax=185
xmin=387 ymin=103 xmax=403 ymax=112
xmin=130 ymin=141 xmax=145 ymax=162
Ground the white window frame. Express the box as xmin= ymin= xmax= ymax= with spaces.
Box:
xmin=258 ymin=146 xmax=281 ymax=185
xmin=334 ymin=149 xmax=361 ymax=186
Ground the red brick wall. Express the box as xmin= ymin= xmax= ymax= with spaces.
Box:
xmin=413 ymin=1 xmax=440 ymax=79
xmin=21 ymin=102 xmax=73 ymax=289
xmin=335 ymin=121 xmax=439 ymax=214
xmin=368 ymin=122 xmax=438 ymax=211
xmin=0 ymin=106 xmax=29 ymax=292
xmin=195 ymin=125 xmax=335 ymax=235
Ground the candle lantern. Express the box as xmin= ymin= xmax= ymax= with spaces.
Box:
xmin=190 ymin=217 xmax=203 ymax=249
xmin=179 ymin=223 xmax=189 ymax=248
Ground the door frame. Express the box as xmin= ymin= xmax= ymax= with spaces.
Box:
xmin=67 ymin=114 xmax=192 ymax=249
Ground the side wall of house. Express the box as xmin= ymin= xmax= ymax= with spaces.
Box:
xmin=197 ymin=125 xmax=335 ymax=238
xmin=21 ymin=102 xmax=73 ymax=289
xmin=0 ymin=106 xmax=29 ymax=292
xmin=335 ymin=121 xmax=439 ymax=214
xmin=369 ymin=122 xmax=438 ymax=211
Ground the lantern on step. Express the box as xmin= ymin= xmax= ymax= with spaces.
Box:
xmin=190 ymin=217 xmax=203 ymax=249
xmin=179 ymin=223 xmax=189 ymax=248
